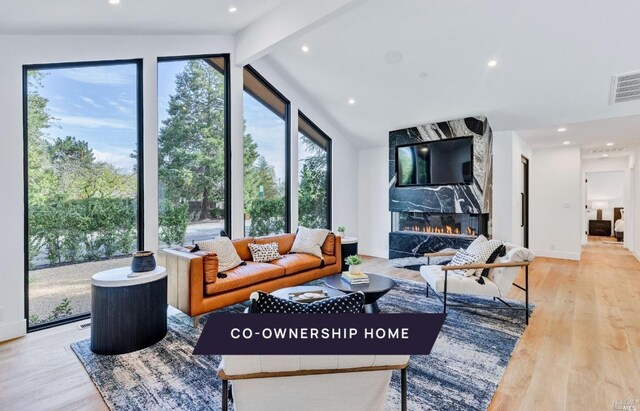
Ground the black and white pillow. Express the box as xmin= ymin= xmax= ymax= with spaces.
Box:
xmin=466 ymin=238 xmax=503 ymax=276
xmin=248 ymin=242 xmax=282 ymax=263
xmin=248 ymin=291 xmax=365 ymax=314
xmin=446 ymin=249 xmax=480 ymax=277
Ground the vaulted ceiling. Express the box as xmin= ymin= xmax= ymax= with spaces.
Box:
xmin=4 ymin=0 xmax=640 ymax=149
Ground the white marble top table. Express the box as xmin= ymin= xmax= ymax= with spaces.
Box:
xmin=340 ymin=236 xmax=358 ymax=244
xmin=92 ymin=266 xmax=167 ymax=288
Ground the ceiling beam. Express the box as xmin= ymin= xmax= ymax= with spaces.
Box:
xmin=234 ymin=0 xmax=367 ymax=67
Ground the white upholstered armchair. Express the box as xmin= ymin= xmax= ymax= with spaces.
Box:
xmin=420 ymin=243 xmax=535 ymax=323
xmin=217 ymin=355 xmax=410 ymax=411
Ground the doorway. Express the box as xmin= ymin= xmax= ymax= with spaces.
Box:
xmin=584 ymin=170 xmax=625 ymax=246
xmin=521 ymin=156 xmax=529 ymax=248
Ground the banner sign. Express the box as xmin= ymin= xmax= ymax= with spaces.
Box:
xmin=193 ymin=313 xmax=445 ymax=355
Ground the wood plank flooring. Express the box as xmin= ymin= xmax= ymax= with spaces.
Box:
xmin=1 ymin=240 xmax=639 ymax=410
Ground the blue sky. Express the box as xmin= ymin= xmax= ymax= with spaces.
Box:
xmin=36 ymin=60 xmax=313 ymax=181
xmin=36 ymin=64 xmax=138 ymax=172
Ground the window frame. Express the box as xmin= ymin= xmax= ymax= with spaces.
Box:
xmin=242 ymin=65 xmax=292 ymax=234
xmin=156 ymin=53 xmax=232 ymax=239
xmin=297 ymin=111 xmax=333 ymax=229
xmin=22 ymin=58 xmax=144 ymax=332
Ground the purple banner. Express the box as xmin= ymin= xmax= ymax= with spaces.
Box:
xmin=193 ymin=313 xmax=445 ymax=355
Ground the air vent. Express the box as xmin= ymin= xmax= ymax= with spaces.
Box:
xmin=589 ymin=147 xmax=627 ymax=154
xmin=610 ymin=71 xmax=640 ymax=103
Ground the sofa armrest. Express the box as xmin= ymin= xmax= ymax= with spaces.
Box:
xmin=334 ymin=235 xmax=342 ymax=269
xmin=157 ymin=248 xmax=205 ymax=316
xmin=441 ymin=261 xmax=530 ymax=271
xmin=424 ymin=250 xmax=457 ymax=258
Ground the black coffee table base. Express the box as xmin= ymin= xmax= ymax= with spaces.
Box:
xmin=324 ymin=273 xmax=396 ymax=314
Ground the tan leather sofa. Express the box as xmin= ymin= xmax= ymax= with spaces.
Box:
xmin=157 ymin=233 xmax=342 ymax=324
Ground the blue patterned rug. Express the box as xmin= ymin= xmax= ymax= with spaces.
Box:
xmin=71 ymin=278 xmax=532 ymax=410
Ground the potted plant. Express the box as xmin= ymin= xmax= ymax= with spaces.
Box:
xmin=344 ymin=254 xmax=363 ymax=274
xmin=336 ymin=226 xmax=346 ymax=237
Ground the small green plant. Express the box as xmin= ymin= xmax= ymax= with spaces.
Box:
xmin=337 ymin=226 xmax=346 ymax=233
xmin=344 ymin=254 xmax=363 ymax=265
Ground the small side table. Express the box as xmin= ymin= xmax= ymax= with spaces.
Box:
xmin=340 ymin=236 xmax=358 ymax=272
xmin=91 ymin=266 xmax=167 ymax=355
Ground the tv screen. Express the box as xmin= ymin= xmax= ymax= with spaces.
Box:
xmin=396 ymin=137 xmax=473 ymax=186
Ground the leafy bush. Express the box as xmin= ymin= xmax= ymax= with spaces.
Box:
xmin=247 ymin=198 xmax=285 ymax=237
xmin=159 ymin=200 xmax=189 ymax=247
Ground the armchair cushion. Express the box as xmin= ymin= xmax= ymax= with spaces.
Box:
xmin=420 ymin=265 xmax=501 ymax=297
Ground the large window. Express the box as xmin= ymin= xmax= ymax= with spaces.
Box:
xmin=298 ymin=112 xmax=332 ymax=229
xmin=243 ymin=66 xmax=290 ymax=236
xmin=24 ymin=60 xmax=143 ymax=330
xmin=157 ymin=55 xmax=230 ymax=247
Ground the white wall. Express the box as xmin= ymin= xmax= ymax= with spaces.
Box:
xmin=0 ymin=35 xmax=359 ymax=342
xmin=491 ymin=131 xmax=532 ymax=244
xmin=357 ymin=147 xmax=389 ymax=257
xmin=529 ymin=146 xmax=582 ymax=260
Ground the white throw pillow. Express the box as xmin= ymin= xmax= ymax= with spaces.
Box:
xmin=467 ymin=237 xmax=503 ymax=275
xmin=248 ymin=242 xmax=282 ymax=263
xmin=290 ymin=226 xmax=330 ymax=258
xmin=447 ymin=249 xmax=481 ymax=277
xmin=197 ymin=237 xmax=243 ymax=272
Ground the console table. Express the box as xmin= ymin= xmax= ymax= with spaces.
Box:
xmin=340 ymin=236 xmax=358 ymax=272
xmin=91 ymin=266 xmax=167 ymax=355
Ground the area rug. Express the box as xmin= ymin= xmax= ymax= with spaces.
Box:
xmin=71 ymin=278 xmax=532 ymax=410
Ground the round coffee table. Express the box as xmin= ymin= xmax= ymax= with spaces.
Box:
xmin=271 ymin=285 xmax=344 ymax=302
xmin=324 ymin=273 xmax=396 ymax=313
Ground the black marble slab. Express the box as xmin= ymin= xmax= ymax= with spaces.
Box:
xmin=389 ymin=231 xmax=474 ymax=260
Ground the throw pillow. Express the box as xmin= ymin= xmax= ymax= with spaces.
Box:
xmin=248 ymin=242 xmax=282 ymax=263
xmin=447 ymin=249 xmax=481 ymax=277
xmin=480 ymin=243 xmax=506 ymax=277
xmin=290 ymin=226 xmax=330 ymax=258
xmin=248 ymin=291 xmax=365 ymax=314
xmin=197 ymin=236 xmax=243 ymax=273
xmin=467 ymin=238 xmax=503 ymax=275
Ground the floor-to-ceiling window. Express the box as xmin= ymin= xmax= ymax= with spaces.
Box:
xmin=157 ymin=55 xmax=230 ymax=247
xmin=24 ymin=60 xmax=143 ymax=330
xmin=243 ymin=66 xmax=290 ymax=236
xmin=298 ymin=112 xmax=331 ymax=229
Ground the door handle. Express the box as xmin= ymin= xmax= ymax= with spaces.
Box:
xmin=521 ymin=192 xmax=525 ymax=227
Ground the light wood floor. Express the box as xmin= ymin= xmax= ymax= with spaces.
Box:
xmin=1 ymin=241 xmax=639 ymax=410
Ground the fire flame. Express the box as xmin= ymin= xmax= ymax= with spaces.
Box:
xmin=403 ymin=225 xmax=476 ymax=236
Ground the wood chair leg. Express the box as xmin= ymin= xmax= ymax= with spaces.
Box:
xmin=193 ymin=315 xmax=201 ymax=328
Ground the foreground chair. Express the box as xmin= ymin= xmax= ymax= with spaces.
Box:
xmin=420 ymin=243 xmax=534 ymax=323
xmin=217 ymin=355 xmax=409 ymax=411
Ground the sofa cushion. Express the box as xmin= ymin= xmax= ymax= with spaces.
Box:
xmin=232 ymin=237 xmax=255 ymax=261
xmin=198 ymin=237 xmax=244 ymax=272
xmin=255 ymin=233 xmax=295 ymax=255
xmin=205 ymin=262 xmax=285 ymax=295
xmin=248 ymin=290 xmax=365 ymax=314
xmin=270 ymin=253 xmax=323 ymax=275
xmin=321 ymin=233 xmax=336 ymax=256
xmin=290 ymin=226 xmax=330 ymax=258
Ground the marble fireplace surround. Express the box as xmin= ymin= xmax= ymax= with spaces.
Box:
xmin=388 ymin=116 xmax=493 ymax=267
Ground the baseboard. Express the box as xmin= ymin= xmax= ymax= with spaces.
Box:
xmin=531 ymin=249 xmax=581 ymax=261
xmin=634 ymin=251 xmax=640 ymax=263
xmin=359 ymin=247 xmax=388 ymax=259
xmin=0 ymin=319 xmax=26 ymax=342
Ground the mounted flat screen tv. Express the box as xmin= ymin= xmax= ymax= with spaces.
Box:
xmin=395 ymin=136 xmax=473 ymax=186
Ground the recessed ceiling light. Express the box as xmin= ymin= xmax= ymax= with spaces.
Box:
xmin=109 ymin=0 xmax=120 ymax=4
xmin=602 ymin=154 xmax=609 ymax=157
xmin=606 ymin=142 xmax=614 ymax=146
xmin=384 ymin=51 xmax=403 ymax=64
xmin=348 ymin=98 xmax=355 ymax=105
xmin=562 ymin=141 xmax=570 ymax=145
xmin=228 ymin=6 xmax=237 ymax=13
xmin=418 ymin=72 xmax=428 ymax=79
xmin=557 ymin=127 xmax=567 ymax=132
xmin=487 ymin=60 xmax=497 ymax=67
xmin=301 ymin=45 xmax=309 ymax=53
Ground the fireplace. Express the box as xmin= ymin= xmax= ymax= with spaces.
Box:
xmin=391 ymin=212 xmax=488 ymax=238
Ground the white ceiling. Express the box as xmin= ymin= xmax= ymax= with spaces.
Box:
xmin=266 ymin=0 xmax=640 ymax=147
xmin=518 ymin=114 xmax=640 ymax=158
xmin=0 ymin=0 xmax=284 ymax=35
